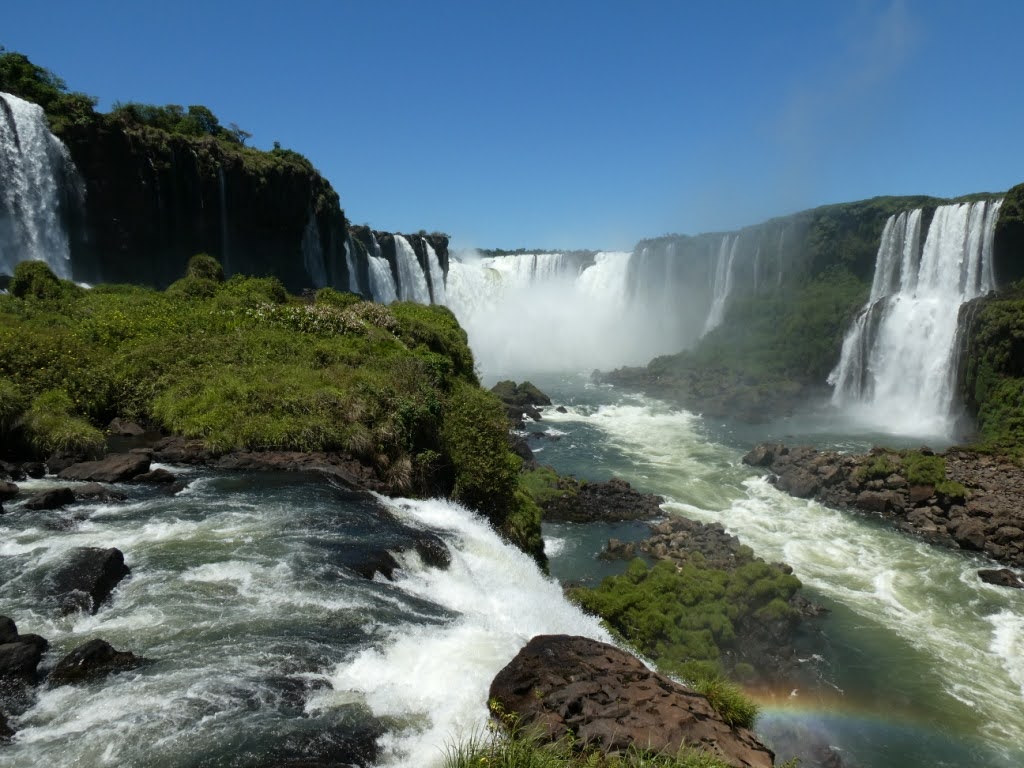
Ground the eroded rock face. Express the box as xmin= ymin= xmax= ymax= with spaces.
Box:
xmin=539 ymin=478 xmax=664 ymax=523
xmin=489 ymin=634 xmax=773 ymax=768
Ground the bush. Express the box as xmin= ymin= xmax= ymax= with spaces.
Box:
xmin=690 ymin=673 xmax=759 ymax=729
xmin=901 ymin=451 xmax=946 ymax=486
xmin=185 ymin=253 xmax=225 ymax=282
xmin=20 ymin=389 xmax=104 ymax=457
xmin=0 ymin=378 xmax=27 ymax=433
xmin=218 ymin=274 xmax=288 ymax=307
xmin=10 ymin=260 xmax=63 ymax=300
xmin=314 ymin=286 xmax=361 ymax=311
xmin=165 ymin=275 xmax=220 ymax=300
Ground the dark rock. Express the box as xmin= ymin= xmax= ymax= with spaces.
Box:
xmin=0 ymin=481 xmax=18 ymax=501
xmin=490 ymin=635 xmax=773 ymax=768
xmin=854 ymin=490 xmax=899 ymax=515
xmin=58 ymin=453 xmax=151 ymax=483
xmin=50 ymin=547 xmax=131 ymax=614
xmin=490 ymin=380 xmax=552 ymax=407
xmin=555 ymin=405 xmax=568 ymax=413
xmin=508 ymin=435 xmax=536 ymax=470
xmin=413 ymin=534 xmax=451 ymax=570
xmin=107 ymin=418 xmax=145 ymax=437
xmin=908 ymin=485 xmax=935 ymax=504
xmin=23 ymin=462 xmax=47 ymax=479
xmin=133 ymin=468 xmax=176 ymax=484
xmin=333 ymin=547 xmax=401 ymax=581
xmin=743 ymin=443 xmax=783 ymax=467
xmin=540 ymin=477 xmax=664 ymax=523
xmin=0 ymin=641 xmax=46 ymax=685
xmin=24 ymin=487 xmax=77 ymax=511
xmin=0 ymin=710 xmax=12 ymax=740
xmin=46 ymin=452 xmax=86 ymax=475
xmin=48 ymin=638 xmax=146 ymax=685
xmin=952 ymin=518 xmax=987 ymax=551
xmin=0 ymin=618 xmax=17 ymax=645
xmin=978 ymin=568 xmax=1024 ymax=589
xmin=74 ymin=483 xmax=127 ymax=502
xmin=776 ymin=469 xmax=819 ymax=498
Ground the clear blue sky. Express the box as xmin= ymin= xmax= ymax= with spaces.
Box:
xmin=4 ymin=1 xmax=1022 ymax=250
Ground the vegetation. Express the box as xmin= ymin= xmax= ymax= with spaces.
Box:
xmin=855 ymin=450 xmax=967 ymax=498
xmin=0 ymin=260 xmax=540 ymax=551
xmin=443 ymin=721 xmax=740 ymax=768
xmin=569 ymin=556 xmax=800 ymax=688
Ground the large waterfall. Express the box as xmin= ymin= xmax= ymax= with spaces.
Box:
xmin=0 ymin=92 xmax=79 ymax=279
xmin=829 ymin=200 xmax=1003 ymax=436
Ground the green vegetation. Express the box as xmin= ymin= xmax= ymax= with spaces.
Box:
xmin=689 ymin=673 xmax=760 ymax=729
xmin=854 ymin=450 xmax=967 ymax=498
xmin=0 ymin=48 xmax=97 ymax=132
xmin=443 ymin=724 xmax=739 ymax=768
xmin=569 ymin=556 xmax=800 ymax=687
xmin=519 ymin=466 xmax=575 ymax=505
xmin=856 ymin=452 xmax=898 ymax=481
xmin=0 ymin=260 xmax=540 ymax=552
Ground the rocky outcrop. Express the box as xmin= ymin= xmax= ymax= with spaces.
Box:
xmin=491 ymin=380 xmax=552 ymax=426
xmin=0 ymin=616 xmax=48 ymax=688
xmin=23 ymin=486 xmax=76 ymax=511
xmin=58 ymin=452 xmax=152 ymax=483
xmin=540 ymin=477 xmax=664 ymax=523
xmin=978 ymin=568 xmax=1024 ymax=589
xmin=489 ymin=635 xmax=773 ymax=768
xmin=48 ymin=638 xmax=146 ymax=685
xmin=49 ymin=547 xmax=130 ymax=614
xmin=745 ymin=443 xmax=1024 ymax=567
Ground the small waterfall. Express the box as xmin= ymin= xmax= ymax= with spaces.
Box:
xmin=301 ymin=211 xmax=328 ymax=288
xmin=423 ymin=240 xmax=446 ymax=305
xmin=0 ymin=92 xmax=78 ymax=279
xmin=702 ymin=234 xmax=740 ymax=335
xmin=393 ymin=235 xmax=432 ymax=303
xmin=829 ymin=200 xmax=1003 ymax=436
xmin=344 ymin=235 xmax=364 ymax=295
xmin=367 ymin=233 xmax=398 ymax=304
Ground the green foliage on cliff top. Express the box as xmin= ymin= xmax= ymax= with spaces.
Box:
xmin=960 ymin=286 xmax=1024 ymax=459
xmin=0 ymin=49 xmax=98 ymax=132
xmin=569 ymin=556 xmax=800 ymax=685
xmin=0 ymin=261 xmax=537 ymax=550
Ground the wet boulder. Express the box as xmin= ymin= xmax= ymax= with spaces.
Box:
xmin=74 ymin=483 xmax=127 ymax=503
xmin=48 ymin=638 xmax=146 ymax=685
xmin=24 ymin=486 xmax=77 ymax=511
xmin=49 ymin=547 xmax=131 ymax=614
xmin=0 ymin=617 xmax=49 ymax=688
xmin=58 ymin=453 xmax=151 ymax=483
xmin=978 ymin=568 xmax=1024 ymax=589
xmin=133 ymin=468 xmax=177 ymax=484
xmin=0 ymin=481 xmax=18 ymax=501
xmin=413 ymin=532 xmax=451 ymax=570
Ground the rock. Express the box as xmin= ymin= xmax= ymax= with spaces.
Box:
xmin=48 ymin=638 xmax=146 ymax=685
xmin=133 ymin=468 xmax=176 ymax=484
xmin=333 ymin=546 xmax=401 ymax=581
xmin=952 ymin=518 xmax=987 ymax=551
xmin=602 ymin=538 xmax=636 ymax=560
xmin=0 ymin=481 xmax=18 ymax=500
xmin=0 ymin=618 xmax=17 ymax=645
xmin=508 ymin=435 xmax=536 ymax=470
xmin=540 ymin=477 xmax=664 ymax=523
xmin=490 ymin=380 xmax=552 ymax=407
xmin=413 ymin=534 xmax=451 ymax=570
xmin=23 ymin=487 xmax=77 ymax=511
xmin=489 ymin=635 xmax=773 ymax=768
xmin=978 ymin=568 xmax=1024 ymax=589
xmin=0 ymin=710 xmax=12 ymax=739
xmin=0 ymin=640 xmax=46 ymax=685
xmin=742 ymin=443 xmax=783 ymax=467
xmin=58 ymin=453 xmax=151 ymax=483
xmin=22 ymin=462 xmax=46 ymax=479
xmin=74 ymin=483 xmax=127 ymax=502
xmin=107 ymin=417 xmax=145 ymax=437
xmin=49 ymin=547 xmax=131 ymax=614
xmin=555 ymin=405 xmax=568 ymax=413
xmin=775 ymin=469 xmax=819 ymax=499
xmin=908 ymin=485 xmax=935 ymax=504
xmin=854 ymin=490 xmax=899 ymax=515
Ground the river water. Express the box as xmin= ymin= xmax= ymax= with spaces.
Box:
xmin=0 ymin=374 xmax=1022 ymax=767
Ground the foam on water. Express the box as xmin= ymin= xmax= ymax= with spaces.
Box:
xmin=315 ymin=496 xmax=611 ymax=767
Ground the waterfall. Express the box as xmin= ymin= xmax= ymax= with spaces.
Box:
xmin=829 ymin=200 xmax=1003 ymax=436
xmin=393 ymin=235 xmax=432 ymax=303
xmin=702 ymin=234 xmax=740 ymax=335
xmin=423 ymin=240 xmax=447 ymax=305
xmin=344 ymin=235 xmax=363 ymax=295
xmin=301 ymin=211 xmax=328 ymax=288
xmin=367 ymin=233 xmax=398 ymax=304
xmin=0 ymin=92 xmax=78 ymax=279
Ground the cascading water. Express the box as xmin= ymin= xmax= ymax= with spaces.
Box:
xmin=367 ymin=233 xmax=398 ymax=304
xmin=703 ymin=234 xmax=740 ymax=335
xmin=829 ymin=200 xmax=1003 ymax=437
xmin=393 ymin=235 xmax=431 ymax=303
xmin=423 ymin=240 xmax=447 ymax=305
xmin=301 ymin=211 xmax=328 ymax=288
xmin=0 ymin=92 xmax=78 ymax=279
xmin=217 ymin=166 xmax=230 ymax=276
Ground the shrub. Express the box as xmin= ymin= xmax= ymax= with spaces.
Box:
xmin=690 ymin=673 xmax=759 ymax=729
xmin=0 ymin=378 xmax=27 ymax=432
xmin=314 ymin=286 xmax=362 ymax=310
xmin=901 ymin=451 xmax=946 ymax=486
xmin=10 ymin=260 xmax=63 ymax=300
xmin=218 ymin=274 xmax=288 ymax=307
xmin=20 ymin=389 xmax=104 ymax=457
xmin=185 ymin=253 xmax=225 ymax=282
xmin=165 ymin=275 xmax=220 ymax=300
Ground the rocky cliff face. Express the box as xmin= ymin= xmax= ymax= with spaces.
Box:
xmin=57 ymin=119 xmax=352 ymax=291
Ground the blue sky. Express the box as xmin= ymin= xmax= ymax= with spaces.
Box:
xmin=4 ymin=1 xmax=1022 ymax=250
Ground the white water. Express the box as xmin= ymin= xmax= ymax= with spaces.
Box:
xmin=368 ymin=233 xmax=398 ymax=304
xmin=217 ymin=166 xmax=230 ymax=276
xmin=829 ymin=200 xmax=1003 ymax=438
xmin=423 ymin=240 xmax=447 ymax=305
xmin=344 ymin=235 xmax=364 ymax=295
xmin=393 ymin=235 xmax=431 ymax=303
xmin=703 ymin=234 xmax=740 ymax=335
xmin=314 ymin=495 xmax=609 ymax=767
xmin=445 ymin=251 xmax=673 ymax=373
xmin=0 ymin=92 xmax=76 ymax=279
